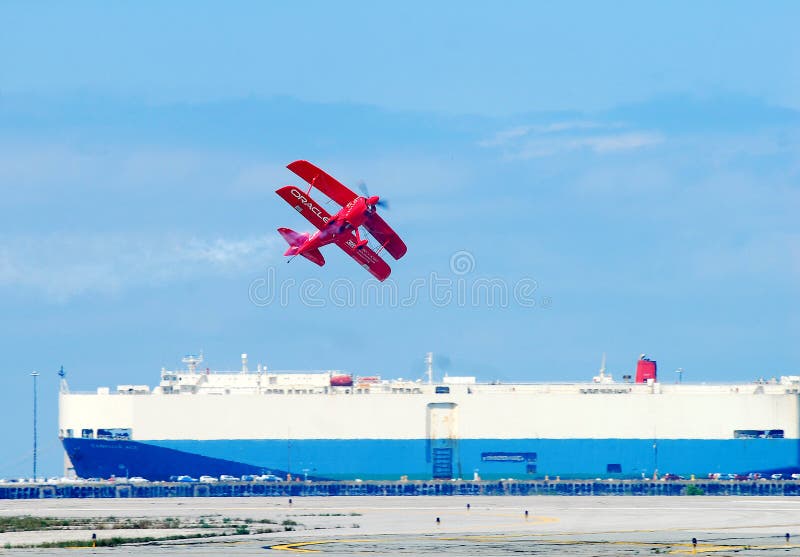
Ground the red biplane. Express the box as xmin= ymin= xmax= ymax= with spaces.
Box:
xmin=275 ymin=160 xmax=407 ymax=281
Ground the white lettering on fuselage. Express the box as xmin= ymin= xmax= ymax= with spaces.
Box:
xmin=290 ymin=188 xmax=330 ymax=224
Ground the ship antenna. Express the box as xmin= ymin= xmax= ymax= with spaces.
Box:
xmin=58 ymin=365 xmax=69 ymax=394
xmin=182 ymin=353 xmax=203 ymax=374
xmin=425 ymin=352 xmax=433 ymax=385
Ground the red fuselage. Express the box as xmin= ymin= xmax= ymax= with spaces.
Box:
xmin=295 ymin=195 xmax=377 ymax=255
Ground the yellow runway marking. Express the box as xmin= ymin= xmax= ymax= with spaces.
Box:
xmin=446 ymin=522 xmax=800 ymax=537
xmin=270 ymin=535 xmax=800 ymax=554
xmin=439 ymin=536 xmax=673 ymax=547
xmin=270 ymin=539 xmax=373 ymax=553
xmin=671 ymin=545 xmax=744 ymax=554
xmin=671 ymin=543 xmax=800 ymax=554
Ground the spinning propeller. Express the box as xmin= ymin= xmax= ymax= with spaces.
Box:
xmin=357 ymin=180 xmax=389 ymax=210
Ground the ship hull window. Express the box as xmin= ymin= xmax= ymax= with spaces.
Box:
xmin=481 ymin=452 xmax=537 ymax=463
xmin=96 ymin=428 xmax=132 ymax=440
xmin=734 ymin=429 xmax=784 ymax=439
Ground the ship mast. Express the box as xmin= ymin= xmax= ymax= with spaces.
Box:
xmin=425 ymin=352 xmax=433 ymax=385
xmin=182 ymin=353 xmax=203 ymax=374
xmin=58 ymin=365 xmax=69 ymax=394
xmin=599 ymin=352 xmax=607 ymax=381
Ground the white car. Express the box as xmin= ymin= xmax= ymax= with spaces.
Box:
xmin=219 ymin=475 xmax=238 ymax=482
xmin=199 ymin=475 xmax=219 ymax=483
xmin=127 ymin=476 xmax=148 ymax=483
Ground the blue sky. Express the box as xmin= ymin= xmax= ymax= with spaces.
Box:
xmin=1 ymin=2 xmax=798 ymax=477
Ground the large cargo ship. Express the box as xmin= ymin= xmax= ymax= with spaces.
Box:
xmin=59 ymin=353 xmax=800 ymax=481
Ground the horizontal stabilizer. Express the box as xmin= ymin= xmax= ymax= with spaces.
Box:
xmin=277 ymin=227 xmax=325 ymax=266
xmin=277 ymin=227 xmax=309 ymax=255
xmin=300 ymin=248 xmax=325 ymax=267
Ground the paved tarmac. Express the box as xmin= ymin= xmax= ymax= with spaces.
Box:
xmin=3 ymin=496 xmax=800 ymax=555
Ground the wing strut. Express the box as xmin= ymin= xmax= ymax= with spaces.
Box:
xmin=376 ymin=239 xmax=390 ymax=256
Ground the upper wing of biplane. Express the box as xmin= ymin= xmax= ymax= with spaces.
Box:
xmin=335 ymin=236 xmax=392 ymax=282
xmin=363 ymin=212 xmax=407 ymax=260
xmin=287 ymin=160 xmax=358 ymax=207
xmin=275 ymin=185 xmax=333 ymax=231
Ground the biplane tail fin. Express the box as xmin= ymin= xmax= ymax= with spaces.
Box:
xmin=278 ymin=227 xmax=308 ymax=255
xmin=277 ymin=227 xmax=325 ymax=266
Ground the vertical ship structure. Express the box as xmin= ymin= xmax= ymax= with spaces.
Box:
xmin=59 ymin=354 xmax=800 ymax=480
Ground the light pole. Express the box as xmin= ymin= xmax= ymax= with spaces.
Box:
xmin=652 ymin=441 xmax=658 ymax=479
xmin=675 ymin=368 xmax=684 ymax=384
xmin=31 ymin=371 xmax=39 ymax=481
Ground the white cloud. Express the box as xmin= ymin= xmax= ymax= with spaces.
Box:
xmin=478 ymin=121 xmax=617 ymax=147
xmin=537 ymin=121 xmax=615 ymax=133
xmin=586 ymin=132 xmax=663 ymax=153
xmin=478 ymin=126 xmax=536 ymax=148
xmin=478 ymin=120 xmax=661 ymax=158
xmin=0 ymin=234 xmax=280 ymax=302
xmin=511 ymin=132 xmax=663 ymax=159
xmin=178 ymin=237 xmax=279 ymax=265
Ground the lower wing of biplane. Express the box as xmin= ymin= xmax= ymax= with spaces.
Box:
xmin=333 ymin=236 xmax=391 ymax=282
xmin=275 ymin=185 xmax=392 ymax=281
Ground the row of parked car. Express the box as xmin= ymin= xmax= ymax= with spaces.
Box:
xmin=0 ymin=474 xmax=288 ymax=484
xmin=658 ymin=472 xmax=800 ymax=481
xmin=709 ymin=472 xmax=800 ymax=481
xmin=0 ymin=477 xmax=106 ymax=484
xmin=167 ymin=474 xmax=284 ymax=483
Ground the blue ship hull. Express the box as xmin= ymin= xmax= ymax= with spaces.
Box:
xmin=62 ymin=437 xmax=800 ymax=481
